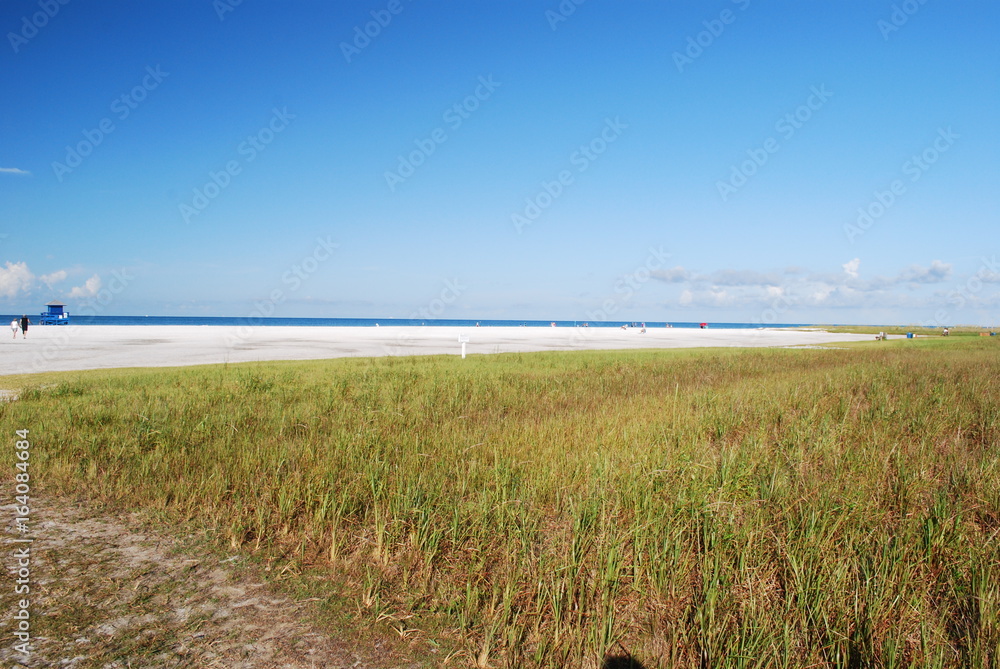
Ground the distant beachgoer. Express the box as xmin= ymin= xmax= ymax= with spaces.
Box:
xmin=20 ymin=315 xmax=29 ymax=339
xmin=943 ymin=327 xmax=950 ymax=336
xmin=10 ymin=320 xmax=18 ymax=339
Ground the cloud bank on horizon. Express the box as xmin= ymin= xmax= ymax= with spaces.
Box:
xmin=1 ymin=0 xmax=998 ymax=326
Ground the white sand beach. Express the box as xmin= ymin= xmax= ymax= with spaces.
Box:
xmin=0 ymin=325 xmax=879 ymax=376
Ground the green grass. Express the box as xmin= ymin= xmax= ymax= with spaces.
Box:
xmin=2 ymin=338 xmax=998 ymax=667
xmin=805 ymin=324 xmax=997 ymax=337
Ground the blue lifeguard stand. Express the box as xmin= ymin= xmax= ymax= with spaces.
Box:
xmin=40 ymin=300 xmax=70 ymax=325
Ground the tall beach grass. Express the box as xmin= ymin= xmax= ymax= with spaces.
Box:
xmin=3 ymin=339 xmax=998 ymax=667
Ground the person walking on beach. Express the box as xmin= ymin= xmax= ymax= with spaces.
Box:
xmin=10 ymin=319 xmax=19 ymax=339
xmin=19 ymin=315 xmax=30 ymax=339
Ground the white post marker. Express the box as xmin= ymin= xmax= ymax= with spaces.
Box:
xmin=458 ymin=334 xmax=469 ymax=358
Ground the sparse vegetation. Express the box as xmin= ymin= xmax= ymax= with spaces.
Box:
xmin=804 ymin=324 xmax=997 ymax=337
xmin=2 ymin=338 xmax=998 ymax=667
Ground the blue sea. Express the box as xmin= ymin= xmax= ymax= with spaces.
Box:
xmin=4 ymin=314 xmax=811 ymax=329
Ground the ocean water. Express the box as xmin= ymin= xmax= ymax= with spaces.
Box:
xmin=3 ymin=314 xmax=810 ymax=329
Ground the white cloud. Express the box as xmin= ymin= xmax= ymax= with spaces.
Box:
xmin=863 ymin=261 xmax=953 ymax=290
xmin=0 ymin=261 xmax=34 ymax=298
xmin=656 ymin=268 xmax=783 ymax=288
xmin=40 ymin=270 xmax=68 ymax=287
xmin=0 ymin=167 xmax=31 ymax=176
xmin=69 ymin=274 xmax=102 ymax=298
xmin=650 ymin=266 xmax=690 ymax=283
xmin=703 ymin=269 xmax=782 ymax=287
xmin=708 ymin=287 xmax=733 ymax=306
xmin=812 ymin=284 xmax=835 ymax=303
xmin=652 ymin=258 xmax=989 ymax=317
xmin=896 ymin=260 xmax=951 ymax=284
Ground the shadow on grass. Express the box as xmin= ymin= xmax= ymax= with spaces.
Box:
xmin=602 ymin=654 xmax=648 ymax=668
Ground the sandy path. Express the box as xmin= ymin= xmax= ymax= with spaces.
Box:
xmin=0 ymin=499 xmax=416 ymax=669
xmin=0 ymin=325 xmax=876 ymax=376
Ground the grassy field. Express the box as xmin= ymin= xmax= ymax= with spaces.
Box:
xmin=2 ymin=338 xmax=998 ymax=668
xmin=804 ymin=325 xmax=998 ymax=337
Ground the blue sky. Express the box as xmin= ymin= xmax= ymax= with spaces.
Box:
xmin=2 ymin=0 xmax=998 ymax=325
